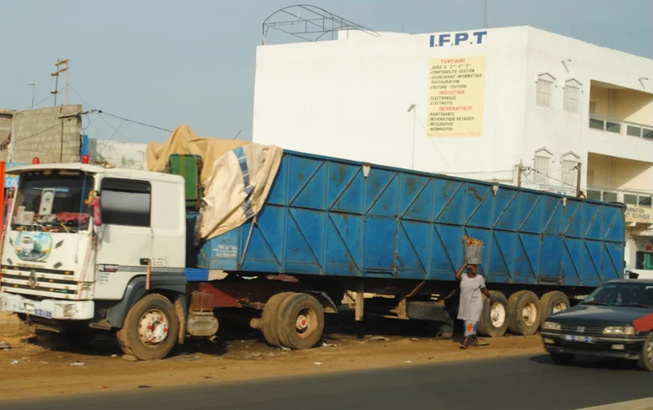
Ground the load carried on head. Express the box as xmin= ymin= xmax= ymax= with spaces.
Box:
xmin=463 ymin=236 xmax=483 ymax=265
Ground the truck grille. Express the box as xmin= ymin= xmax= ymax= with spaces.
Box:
xmin=1 ymin=265 xmax=79 ymax=298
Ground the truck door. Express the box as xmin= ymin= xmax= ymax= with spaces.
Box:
xmin=94 ymin=178 xmax=153 ymax=300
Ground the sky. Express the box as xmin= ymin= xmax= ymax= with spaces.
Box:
xmin=1 ymin=0 xmax=652 ymax=144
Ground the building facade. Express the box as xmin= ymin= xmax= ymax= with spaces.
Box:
xmin=251 ymin=26 xmax=653 ymax=272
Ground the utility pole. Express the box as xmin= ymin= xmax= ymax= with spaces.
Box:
xmin=407 ymin=104 xmax=416 ymax=169
xmin=50 ymin=59 xmax=69 ymax=106
xmin=27 ymin=82 xmax=36 ymax=108
xmin=575 ymin=162 xmax=582 ymax=197
xmin=517 ymin=161 xmax=523 ymax=187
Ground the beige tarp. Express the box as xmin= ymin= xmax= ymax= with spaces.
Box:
xmin=145 ymin=124 xmax=283 ymax=241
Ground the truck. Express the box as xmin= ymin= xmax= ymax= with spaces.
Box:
xmin=0 ymin=138 xmax=626 ymax=360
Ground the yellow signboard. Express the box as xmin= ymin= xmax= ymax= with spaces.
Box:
xmin=427 ymin=56 xmax=486 ymax=137
xmin=625 ymin=205 xmax=653 ymax=224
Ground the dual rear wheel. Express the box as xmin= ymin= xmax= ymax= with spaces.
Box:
xmin=478 ymin=290 xmax=570 ymax=337
xmin=261 ymin=292 xmax=325 ymax=349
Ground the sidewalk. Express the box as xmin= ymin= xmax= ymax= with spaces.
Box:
xmin=0 ymin=310 xmax=23 ymax=336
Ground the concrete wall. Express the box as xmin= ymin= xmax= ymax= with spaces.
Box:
xmin=589 ymin=153 xmax=653 ymax=189
xmin=253 ymin=27 xmax=530 ymax=182
xmin=10 ymin=105 xmax=82 ymax=164
xmin=88 ymin=139 xmax=146 ymax=169
xmin=0 ymin=109 xmax=14 ymax=162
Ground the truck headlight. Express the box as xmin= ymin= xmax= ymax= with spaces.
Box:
xmin=603 ymin=326 xmax=635 ymax=336
xmin=542 ymin=321 xmax=561 ymax=331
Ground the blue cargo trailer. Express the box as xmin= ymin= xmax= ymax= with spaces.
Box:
xmin=0 ymin=147 xmax=627 ymax=359
xmin=190 ymin=150 xmax=625 ymax=345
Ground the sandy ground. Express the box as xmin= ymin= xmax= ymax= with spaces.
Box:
xmin=0 ymin=315 xmax=545 ymax=402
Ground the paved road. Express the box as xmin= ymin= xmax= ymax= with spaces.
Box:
xmin=1 ymin=354 xmax=652 ymax=410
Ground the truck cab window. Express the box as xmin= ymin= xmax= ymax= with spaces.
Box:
xmin=100 ymin=178 xmax=151 ymax=227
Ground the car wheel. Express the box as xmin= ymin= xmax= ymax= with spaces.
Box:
xmin=507 ymin=290 xmax=540 ymax=335
xmin=550 ymin=352 xmax=574 ymax=366
xmin=478 ymin=291 xmax=508 ymax=337
xmin=539 ymin=291 xmax=570 ymax=326
xmin=637 ymin=332 xmax=653 ymax=371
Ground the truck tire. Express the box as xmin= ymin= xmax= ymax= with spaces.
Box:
xmin=637 ymin=332 xmax=653 ymax=371
xmin=276 ymin=293 xmax=325 ymax=350
xmin=261 ymin=292 xmax=295 ymax=347
xmin=539 ymin=291 xmax=570 ymax=326
xmin=507 ymin=290 xmax=540 ymax=335
xmin=116 ymin=294 xmax=179 ymax=360
xmin=477 ymin=291 xmax=508 ymax=337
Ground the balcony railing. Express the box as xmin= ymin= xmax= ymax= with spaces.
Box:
xmin=589 ymin=115 xmax=653 ymax=140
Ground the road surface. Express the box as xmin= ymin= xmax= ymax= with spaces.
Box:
xmin=1 ymin=354 xmax=651 ymax=410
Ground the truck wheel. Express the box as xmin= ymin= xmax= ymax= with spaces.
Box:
xmin=478 ymin=291 xmax=508 ymax=337
xmin=276 ymin=293 xmax=325 ymax=350
xmin=550 ymin=352 xmax=574 ymax=366
xmin=261 ymin=292 xmax=295 ymax=347
xmin=507 ymin=290 xmax=540 ymax=335
xmin=637 ymin=332 xmax=653 ymax=371
xmin=539 ymin=291 xmax=570 ymax=326
xmin=116 ymin=294 xmax=179 ymax=360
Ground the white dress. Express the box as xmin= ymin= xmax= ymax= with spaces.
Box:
xmin=457 ymin=273 xmax=486 ymax=321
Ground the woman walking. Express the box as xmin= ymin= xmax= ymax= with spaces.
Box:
xmin=456 ymin=261 xmax=491 ymax=349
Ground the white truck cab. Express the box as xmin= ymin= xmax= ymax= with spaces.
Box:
xmin=0 ymin=163 xmax=189 ymax=358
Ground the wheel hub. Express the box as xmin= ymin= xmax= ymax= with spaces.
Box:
xmin=138 ymin=310 xmax=169 ymax=345
xmin=552 ymin=301 xmax=567 ymax=314
xmin=522 ymin=302 xmax=537 ymax=326
xmin=295 ymin=314 xmax=309 ymax=332
xmin=490 ymin=302 xmax=506 ymax=327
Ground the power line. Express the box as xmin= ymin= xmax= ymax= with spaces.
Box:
xmin=67 ymin=84 xmax=172 ymax=137
xmin=96 ymin=111 xmax=172 ymax=133
xmin=67 ymin=84 xmax=129 ymax=141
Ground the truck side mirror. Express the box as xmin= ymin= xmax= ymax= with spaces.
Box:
xmin=92 ymin=196 xmax=102 ymax=226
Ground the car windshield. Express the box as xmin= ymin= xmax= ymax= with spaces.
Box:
xmin=10 ymin=170 xmax=94 ymax=232
xmin=583 ymin=282 xmax=653 ymax=307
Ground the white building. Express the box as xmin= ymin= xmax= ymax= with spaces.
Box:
xmin=252 ymin=26 xmax=653 ymax=273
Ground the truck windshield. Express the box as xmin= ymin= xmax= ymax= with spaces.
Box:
xmin=11 ymin=170 xmax=94 ymax=232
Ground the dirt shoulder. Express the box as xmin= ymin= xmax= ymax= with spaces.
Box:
xmin=0 ymin=321 xmax=545 ymax=401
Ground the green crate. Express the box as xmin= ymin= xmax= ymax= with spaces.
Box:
xmin=168 ymin=154 xmax=202 ymax=208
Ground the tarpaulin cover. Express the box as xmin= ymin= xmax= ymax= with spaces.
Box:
xmin=145 ymin=124 xmax=283 ymax=241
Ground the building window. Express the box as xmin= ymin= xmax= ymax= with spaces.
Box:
xmin=602 ymin=191 xmax=618 ymax=202
xmin=561 ymin=152 xmax=580 ymax=189
xmin=536 ymin=73 xmax=555 ymax=108
xmin=533 ymin=148 xmax=552 ymax=184
xmin=101 ymin=178 xmax=151 ymax=227
xmin=563 ymin=80 xmax=581 ymax=112
xmin=587 ymin=190 xmax=601 ymax=201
